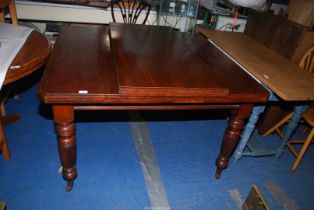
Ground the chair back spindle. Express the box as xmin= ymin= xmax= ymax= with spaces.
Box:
xmin=111 ymin=0 xmax=151 ymax=25
xmin=299 ymin=47 xmax=314 ymax=74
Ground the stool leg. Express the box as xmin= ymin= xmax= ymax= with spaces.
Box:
xmin=8 ymin=0 xmax=18 ymax=25
xmin=0 ymin=101 xmax=6 ymax=116
xmin=0 ymin=122 xmax=10 ymax=160
xmin=275 ymin=105 xmax=309 ymax=160
xmin=263 ymin=112 xmax=294 ymax=137
xmin=291 ymin=128 xmax=314 ymax=173
xmin=0 ymin=10 xmax=4 ymax=23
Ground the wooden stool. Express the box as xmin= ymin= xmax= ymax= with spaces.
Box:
xmin=0 ymin=0 xmax=18 ymax=25
xmin=287 ymin=108 xmax=314 ymax=173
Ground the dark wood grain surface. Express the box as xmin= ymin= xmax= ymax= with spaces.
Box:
xmin=37 ymin=24 xmax=268 ymax=190
xmin=4 ymin=30 xmax=52 ymax=85
xmin=38 ymin=25 xmax=119 ymax=103
xmin=110 ymin=23 xmax=228 ymax=97
xmin=244 ymin=10 xmax=314 ymax=64
xmin=38 ymin=24 xmax=268 ymax=104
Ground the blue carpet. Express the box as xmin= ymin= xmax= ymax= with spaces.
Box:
xmin=1 ymin=76 xmax=314 ymax=210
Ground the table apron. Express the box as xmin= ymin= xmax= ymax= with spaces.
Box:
xmin=73 ymin=104 xmax=241 ymax=111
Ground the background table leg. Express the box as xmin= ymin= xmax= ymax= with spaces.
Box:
xmin=215 ymin=104 xmax=253 ymax=179
xmin=233 ymin=105 xmax=265 ymax=161
xmin=53 ymin=106 xmax=76 ymax=191
xmin=274 ymin=105 xmax=309 ymax=160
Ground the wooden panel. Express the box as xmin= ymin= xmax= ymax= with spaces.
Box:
xmin=38 ymin=25 xmax=119 ymax=103
xmin=244 ymin=10 xmax=306 ymax=61
xmin=0 ymin=0 xmax=10 ymax=7
xmin=243 ymin=184 xmax=270 ymax=210
xmin=292 ymin=31 xmax=314 ymax=64
xmin=197 ymin=26 xmax=314 ymax=101
xmin=287 ymin=0 xmax=314 ymax=27
xmin=109 ymin=23 xmax=229 ymax=97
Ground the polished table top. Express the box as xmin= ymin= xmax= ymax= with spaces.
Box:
xmin=37 ymin=23 xmax=269 ymax=190
xmin=38 ymin=23 xmax=268 ymax=104
xmin=196 ymin=26 xmax=314 ymax=101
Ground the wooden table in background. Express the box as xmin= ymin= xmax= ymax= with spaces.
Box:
xmin=4 ymin=30 xmax=51 ymax=85
xmin=38 ymin=23 xmax=268 ymax=191
xmin=0 ymin=30 xmax=51 ymax=160
xmin=196 ymin=26 xmax=314 ymax=161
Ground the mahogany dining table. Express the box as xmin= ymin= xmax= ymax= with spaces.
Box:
xmin=38 ymin=23 xmax=268 ymax=191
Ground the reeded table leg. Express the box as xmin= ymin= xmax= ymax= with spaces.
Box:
xmin=215 ymin=104 xmax=253 ymax=179
xmin=53 ymin=105 xmax=76 ymax=191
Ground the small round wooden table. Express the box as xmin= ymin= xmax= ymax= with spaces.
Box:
xmin=0 ymin=30 xmax=52 ymax=160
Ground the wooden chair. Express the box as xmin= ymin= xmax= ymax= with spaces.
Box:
xmin=299 ymin=46 xmax=314 ymax=74
xmin=0 ymin=0 xmax=18 ymax=160
xmin=0 ymin=0 xmax=18 ymax=25
xmin=287 ymin=107 xmax=314 ymax=172
xmin=110 ymin=0 xmax=151 ymax=24
xmin=263 ymin=46 xmax=314 ymax=172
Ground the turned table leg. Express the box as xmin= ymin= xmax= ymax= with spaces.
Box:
xmin=215 ymin=104 xmax=253 ymax=179
xmin=53 ymin=105 xmax=76 ymax=191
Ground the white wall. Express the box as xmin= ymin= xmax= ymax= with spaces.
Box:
xmin=15 ymin=0 xmax=157 ymax=24
xmin=15 ymin=1 xmax=200 ymax=31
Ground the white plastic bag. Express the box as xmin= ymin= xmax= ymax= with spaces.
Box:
xmin=228 ymin=0 xmax=267 ymax=9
